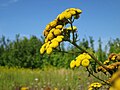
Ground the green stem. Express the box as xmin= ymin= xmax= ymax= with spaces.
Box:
xmin=70 ymin=20 xmax=75 ymax=43
xmin=86 ymin=67 xmax=111 ymax=85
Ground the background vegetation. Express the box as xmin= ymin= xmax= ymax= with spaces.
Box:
xmin=0 ymin=34 xmax=120 ymax=69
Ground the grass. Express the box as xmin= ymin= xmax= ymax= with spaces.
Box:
xmin=0 ymin=66 xmax=107 ymax=90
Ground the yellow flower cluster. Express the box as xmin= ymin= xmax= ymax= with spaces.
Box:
xmin=98 ymin=53 xmax=120 ymax=73
xmin=40 ymin=35 xmax=64 ymax=54
xmin=108 ymin=53 xmax=120 ymax=61
xmin=70 ymin=53 xmax=91 ymax=68
xmin=40 ymin=8 xmax=82 ymax=55
xmin=103 ymin=53 xmax=119 ymax=65
xmin=88 ymin=82 xmax=102 ymax=90
xmin=57 ymin=8 xmax=82 ymax=21
xmin=97 ymin=62 xmax=120 ymax=73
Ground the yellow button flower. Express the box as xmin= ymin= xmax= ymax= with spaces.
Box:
xmin=51 ymin=36 xmax=63 ymax=43
xmin=47 ymin=32 xmax=54 ymax=40
xmin=45 ymin=24 xmax=51 ymax=31
xmin=57 ymin=35 xmax=64 ymax=39
xmin=76 ymin=8 xmax=82 ymax=14
xmin=56 ymin=25 xmax=63 ymax=29
xmin=50 ymin=20 xmax=57 ymax=27
xmin=50 ymin=28 xmax=55 ymax=33
xmin=69 ymin=10 xmax=76 ymax=15
xmin=83 ymin=53 xmax=91 ymax=59
xmin=53 ymin=29 xmax=61 ymax=36
xmin=58 ymin=13 xmax=65 ymax=20
xmin=50 ymin=41 xmax=59 ymax=48
xmin=46 ymin=47 xmax=52 ymax=54
xmin=40 ymin=47 xmax=45 ymax=54
xmin=75 ymin=59 xmax=81 ymax=67
xmin=70 ymin=60 xmax=76 ymax=68
xmin=76 ymin=54 xmax=84 ymax=61
xmin=56 ymin=36 xmax=63 ymax=42
xmin=89 ymin=82 xmax=102 ymax=90
xmin=40 ymin=43 xmax=47 ymax=54
xmin=111 ymin=56 xmax=116 ymax=60
xmin=64 ymin=12 xmax=72 ymax=19
xmin=81 ymin=59 xmax=90 ymax=67
xmin=51 ymin=38 xmax=57 ymax=42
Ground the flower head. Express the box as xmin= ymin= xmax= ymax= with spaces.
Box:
xmin=47 ymin=33 xmax=54 ymax=40
xmin=53 ymin=29 xmax=61 ymax=36
xmin=75 ymin=59 xmax=81 ymax=67
xmin=69 ymin=10 xmax=76 ymax=15
xmin=111 ymin=55 xmax=116 ymax=60
xmin=70 ymin=60 xmax=76 ymax=69
xmin=88 ymin=82 xmax=102 ymax=90
xmin=64 ymin=12 xmax=72 ymax=19
xmin=56 ymin=36 xmax=63 ymax=42
xmin=46 ymin=47 xmax=52 ymax=54
xmin=50 ymin=41 xmax=59 ymax=48
xmin=81 ymin=59 xmax=90 ymax=67
xmin=49 ymin=19 xmax=57 ymax=27
xmin=40 ymin=47 xmax=45 ymax=54
xmin=56 ymin=25 xmax=63 ymax=29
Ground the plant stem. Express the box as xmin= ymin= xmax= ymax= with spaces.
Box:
xmin=68 ymin=20 xmax=111 ymax=74
xmin=70 ymin=20 xmax=75 ymax=43
xmin=86 ymin=67 xmax=111 ymax=85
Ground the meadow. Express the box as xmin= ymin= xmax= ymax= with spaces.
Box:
xmin=0 ymin=66 xmax=106 ymax=90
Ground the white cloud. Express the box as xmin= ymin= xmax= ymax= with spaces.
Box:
xmin=0 ymin=0 xmax=20 ymax=7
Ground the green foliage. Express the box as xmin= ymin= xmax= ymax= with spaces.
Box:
xmin=108 ymin=38 xmax=120 ymax=54
xmin=96 ymin=38 xmax=107 ymax=62
xmin=0 ymin=35 xmax=43 ymax=68
xmin=0 ymin=34 xmax=120 ymax=68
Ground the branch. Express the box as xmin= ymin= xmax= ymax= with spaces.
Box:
xmin=86 ymin=67 xmax=111 ymax=85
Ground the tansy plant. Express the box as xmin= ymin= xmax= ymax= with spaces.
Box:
xmin=40 ymin=8 xmax=120 ymax=90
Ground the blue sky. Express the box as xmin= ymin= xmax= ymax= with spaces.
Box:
xmin=0 ymin=0 xmax=120 ymax=48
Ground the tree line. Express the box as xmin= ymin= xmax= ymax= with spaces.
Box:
xmin=0 ymin=34 xmax=120 ymax=68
